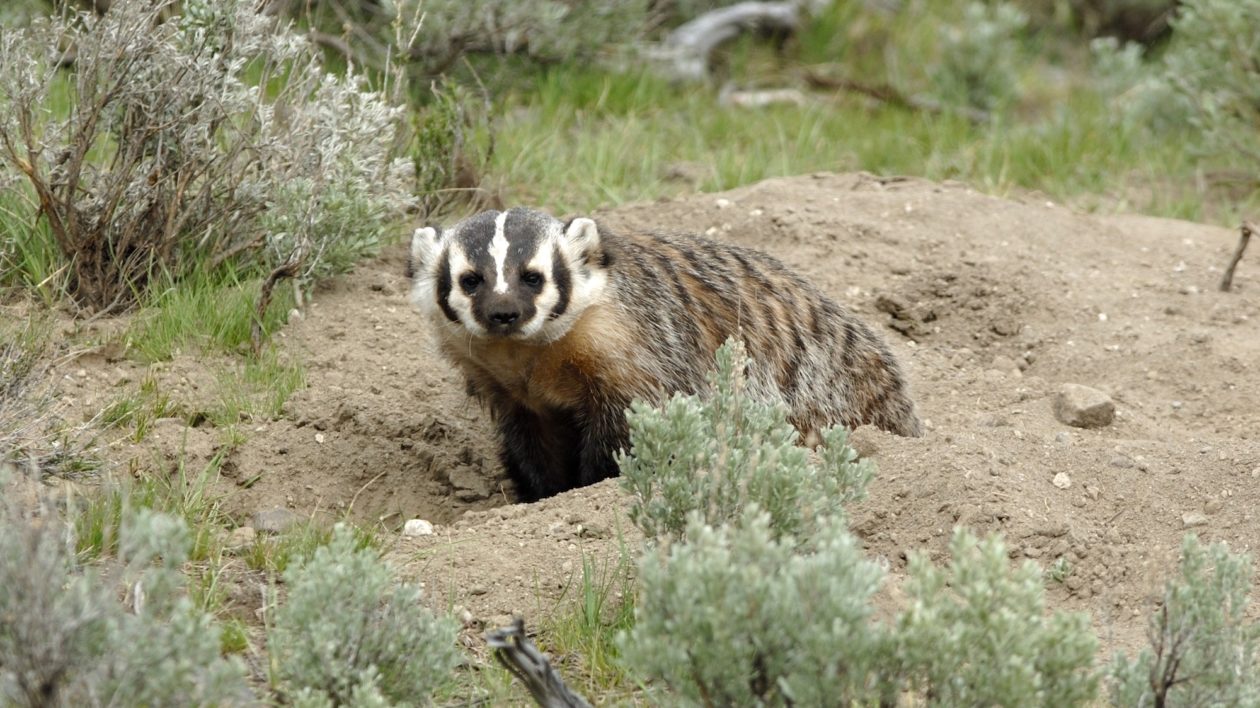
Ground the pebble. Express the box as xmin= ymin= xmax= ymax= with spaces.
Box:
xmin=1181 ymin=511 xmax=1208 ymax=529
xmin=227 ymin=526 xmax=256 ymax=548
xmin=402 ymin=518 xmax=435 ymax=537
xmin=1109 ymin=455 xmax=1135 ymax=469
xmin=1053 ymin=472 xmax=1072 ymax=489
xmin=1205 ymin=499 xmax=1224 ymax=515
xmin=1054 ymin=384 xmax=1115 ymax=428
xmin=715 ymin=198 xmax=733 ymax=209
xmin=251 ymin=507 xmax=300 ymax=534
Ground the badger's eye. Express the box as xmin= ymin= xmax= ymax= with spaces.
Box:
xmin=458 ymin=272 xmax=482 ymax=293
xmin=521 ymin=271 xmax=544 ymax=288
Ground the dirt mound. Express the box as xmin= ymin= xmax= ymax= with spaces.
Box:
xmin=64 ymin=172 xmax=1260 ymax=658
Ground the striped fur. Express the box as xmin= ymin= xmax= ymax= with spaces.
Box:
xmin=410 ymin=207 xmax=922 ymax=500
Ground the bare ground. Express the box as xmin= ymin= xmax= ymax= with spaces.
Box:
xmin=44 ymin=172 xmax=1260 ymax=674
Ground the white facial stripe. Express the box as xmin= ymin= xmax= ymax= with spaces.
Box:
xmin=490 ymin=211 xmax=510 ymax=294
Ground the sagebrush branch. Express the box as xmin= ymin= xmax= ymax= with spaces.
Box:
xmin=485 ymin=619 xmax=592 ymax=708
xmin=1219 ymin=221 xmax=1255 ymax=292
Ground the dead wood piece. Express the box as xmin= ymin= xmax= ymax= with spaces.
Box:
xmin=804 ymin=69 xmax=991 ymax=125
xmin=485 ymin=619 xmax=592 ymax=708
xmin=662 ymin=1 xmax=801 ymax=81
xmin=251 ymin=242 xmax=307 ymax=356
xmin=720 ymin=85 xmax=807 ymax=108
xmin=1219 ymin=221 xmax=1255 ymax=292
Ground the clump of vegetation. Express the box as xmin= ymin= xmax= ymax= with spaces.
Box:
xmin=0 ymin=0 xmax=413 ymax=313
xmin=1159 ymin=0 xmax=1260 ymax=170
xmin=1110 ymin=535 xmax=1260 ymax=706
xmin=618 ymin=338 xmax=874 ymax=544
xmin=269 ymin=524 xmax=461 ymax=706
xmin=930 ymin=1 xmax=1029 ymax=112
xmin=615 ymin=341 xmax=1100 ymax=707
xmin=892 ymin=530 xmax=1099 ymax=705
xmin=0 ymin=486 xmax=250 ymax=706
xmin=620 ymin=512 xmax=886 ymax=706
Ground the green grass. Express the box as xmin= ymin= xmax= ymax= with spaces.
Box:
xmin=538 ymin=547 xmax=638 ymax=699
xmin=0 ymin=189 xmax=66 ymax=304
xmin=75 ymin=452 xmax=230 ymax=563
xmin=489 ymin=62 xmax=1243 ymax=221
xmin=209 ymin=348 xmax=306 ymax=428
xmin=242 ymin=519 xmax=381 ymax=576
xmin=122 ymin=268 xmax=296 ymax=363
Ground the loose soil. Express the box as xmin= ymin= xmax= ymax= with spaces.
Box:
xmin=44 ymin=172 xmax=1260 ymax=677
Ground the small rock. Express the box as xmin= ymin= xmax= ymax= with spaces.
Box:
xmin=1085 ymin=485 xmax=1101 ymax=501
xmin=314 ymin=432 xmax=326 ymax=444
xmin=1054 ymin=384 xmax=1115 ymax=428
xmin=1182 ymin=511 xmax=1208 ymax=528
xmin=1055 ymin=432 xmax=1072 ymax=445
xmin=488 ymin=614 xmax=516 ymax=630
xmin=402 ymin=518 xmax=435 ymax=537
xmin=227 ymin=526 xmax=257 ymax=548
xmin=1109 ymin=455 xmax=1134 ymax=469
xmin=990 ymin=355 xmax=1020 ymax=374
xmin=251 ymin=507 xmax=300 ymax=535
xmin=1052 ymin=472 xmax=1072 ymax=489
xmin=469 ymin=585 xmax=489 ymax=596
xmin=1205 ymin=499 xmax=1224 ymax=515
xmin=715 ymin=198 xmax=733 ymax=209
xmin=447 ymin=467 xmax=492 ymax=501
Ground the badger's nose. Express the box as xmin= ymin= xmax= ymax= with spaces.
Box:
xmin=489 ymin=310 xmax=520 ymax=325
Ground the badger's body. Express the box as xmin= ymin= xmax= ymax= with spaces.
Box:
xmin=409 ymin=207 xmax=921 ymax=500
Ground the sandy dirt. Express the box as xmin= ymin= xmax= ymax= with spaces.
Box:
xmin=51 ymin=172 xmax=1260 ymax=669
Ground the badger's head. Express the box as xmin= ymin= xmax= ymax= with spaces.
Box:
xmin=409 ymin=207 xmax=610 ymax=342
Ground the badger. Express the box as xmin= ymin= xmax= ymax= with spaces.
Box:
xmin=408 ymin=207 xmax=922 ymax=501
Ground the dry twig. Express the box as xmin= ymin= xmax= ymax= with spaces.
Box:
xmin=1219 ymin=221 xmax=1255 ymax=292
xmin=485 ymin=619 xmax=592 ymax=708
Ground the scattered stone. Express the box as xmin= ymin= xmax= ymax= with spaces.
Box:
xmin=714 ymin=198 xmax=733 ymax=209
xmin=1109 ymin=455 xmax=1135 ymax=469
xmin=1052 ymin=472 xmax=1072 ymax=490
xmin=1182 ymin=511 xmax=1208 ymax=528
xmin=1055 ymin=432 xmax=1072 ymax=445
xmin=447 ymin=466 xmax=493 ymax=501
xmin=314 ymin=432 xmax=326 ymax=444
xmin=251 ymin=507 xmax=301 ymax=535
xmin=1085 ymin=485 xmax=1101 ymax=501
xmin=1054 ymin=384 xmax=1115 ymax=428
xmin=469 ymin=585 xmax=489 ymax=596
xmin=990 ymin=355 xmax=1020 ymax=373
xmin=227 ymin=526 xmax=257 ymax=549
xmin=402 ymin=518 xmax=435 ymax=537
xmin=1205 ymin=499 xmax=1224 ymax=515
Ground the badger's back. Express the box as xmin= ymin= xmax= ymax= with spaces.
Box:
xmin=603 ymin=230 xmax=922 ymax=438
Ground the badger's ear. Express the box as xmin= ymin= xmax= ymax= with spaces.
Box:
xmin=563 ymin=217 xmax=609 ymax=266
xmin=409 ymin=226 xmax=444 ymax=278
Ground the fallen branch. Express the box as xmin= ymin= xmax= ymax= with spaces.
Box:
xmin=250 ymin=242 xmax=307 ymax=356
xmin=1219 ymin=220 xmax=1256 ymax=292
xmin=658 ymin=1 xmax=801 ymax=81
xmin=804 ymin=69 xmax=991 ymax=125
xmin=485 ymin=618 xmax=592 ymax=708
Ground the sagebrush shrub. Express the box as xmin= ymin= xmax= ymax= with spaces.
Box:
xmin=1110 ymin=534 xmax=1260 ymax=706
xmin=0 ymin=486 xmax=250 ymax=707
xmin=1158 ymin=0 xmax=1260 ymax=167
xmin=618 ymin=338 xmax=874 ymax=544
xmin=893 ymin=529 xmax=1099 ymax=706
xmin=930 ymin=1 xmax=1028 ymax=112
xmin=270 ymin=525 xmax=460 ymax=706
xmin=0 ymin=0 xmax=412 ymax=312
xmin=620 ymin=511 xmax=886 ymax=706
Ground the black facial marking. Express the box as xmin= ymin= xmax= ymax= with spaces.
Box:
xmin=436 ymin=256 xmax=459 ymax=323
xmin=551 ymin=245 xmax=571 ymax=318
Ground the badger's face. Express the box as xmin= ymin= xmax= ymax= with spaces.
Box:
xmin=409 ymin=207 xmax=609 ymax=342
